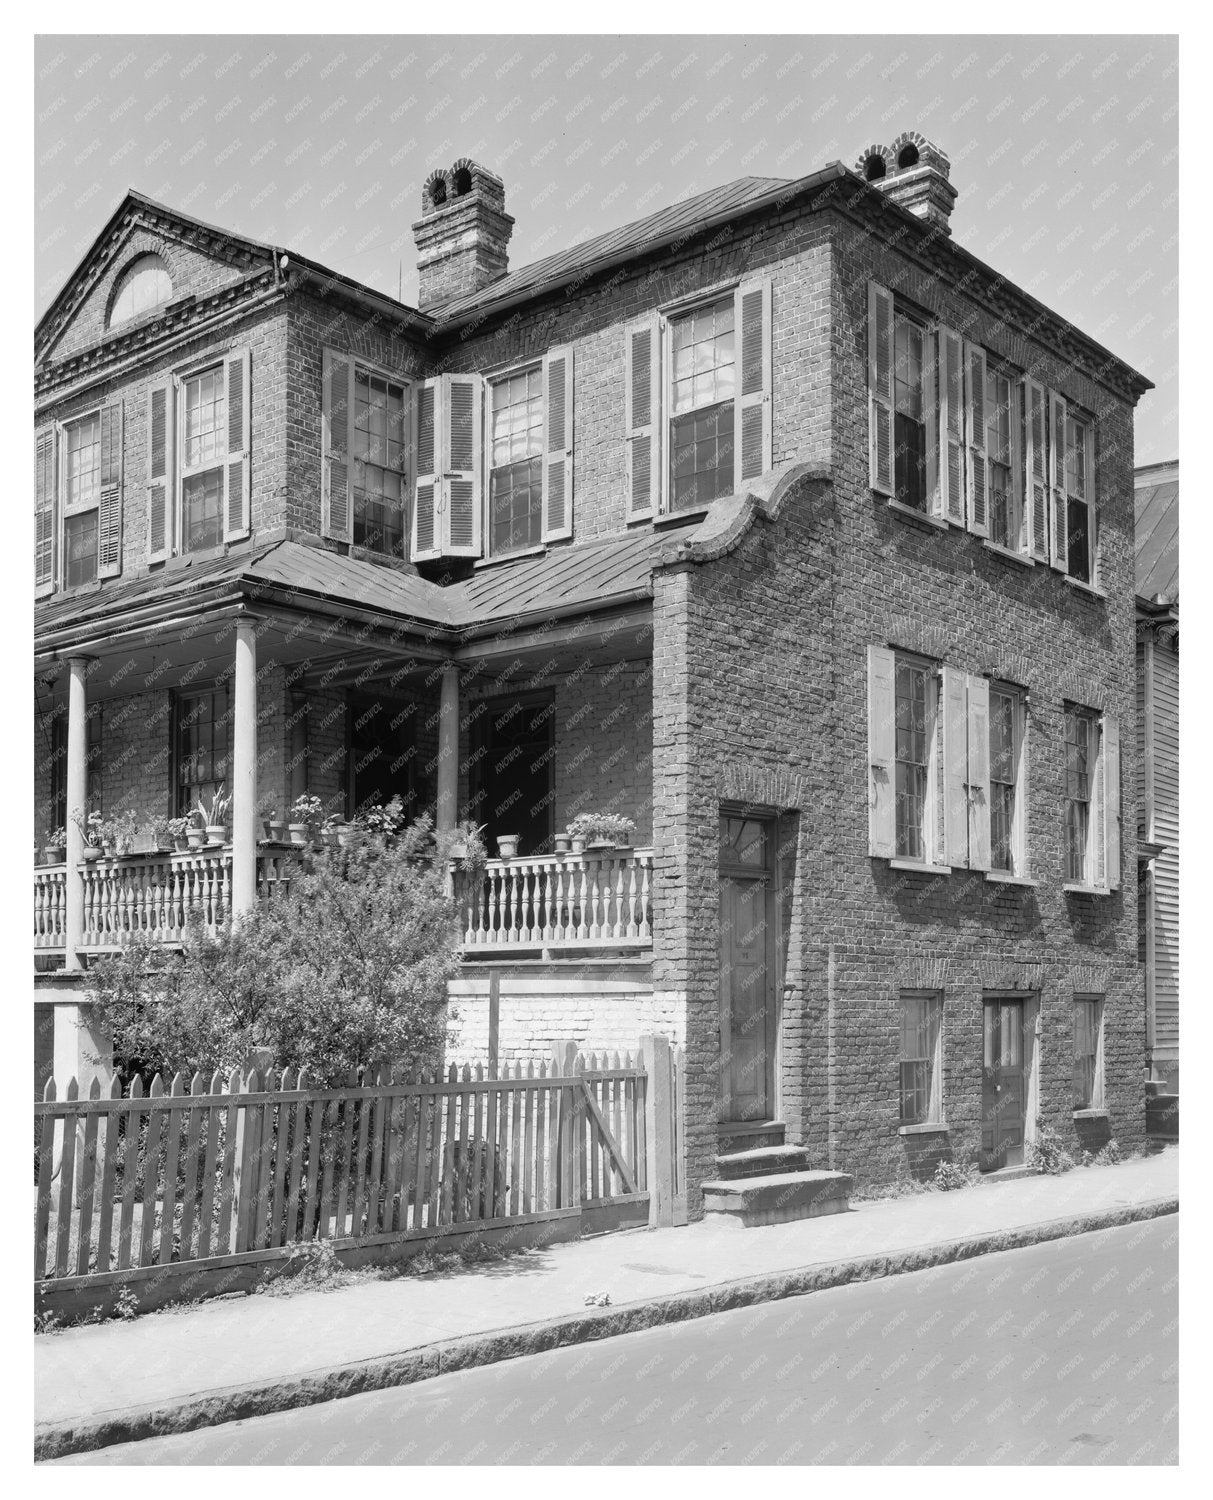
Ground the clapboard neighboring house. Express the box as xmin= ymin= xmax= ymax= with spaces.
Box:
xmin=34 ymin=132 xmax=1152 ymax=1208
xmin=1135 ymin=460 xmax=1179 ymax=1132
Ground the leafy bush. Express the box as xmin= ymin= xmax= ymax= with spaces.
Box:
xmin=933 ymin=1159 xmax=974 ymax=1191
xmin=1026 ymin=1120 xmax=1075 ymax=1175
xmin=88 ymin=814 xmax=484 ymax=1087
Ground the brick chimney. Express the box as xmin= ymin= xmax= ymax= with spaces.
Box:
xmin=854 ymin=132 xmax=958 ymax=236
xmin=412 ymin=158 xmax=514 ymax=308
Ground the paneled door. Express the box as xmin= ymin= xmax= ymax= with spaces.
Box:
xmin=981 ymin=998 xmax=1027 ymax=1170
xmin=719 ymin=814 xmax=777 ymax=1122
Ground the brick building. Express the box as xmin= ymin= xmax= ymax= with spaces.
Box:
xmin=34 ymin=132 xmax=1151 ymax=1205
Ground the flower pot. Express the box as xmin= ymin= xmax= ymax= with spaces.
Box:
xmin=268 ymin=820 xmax=288 ymax=843
xmin=569 ymin=837 xmax=586 ymax=855
xmin=206 ymin=824 xmax=228 ymax=847
xmin=43 ymin=847 xmax=65 ymax=865
xmin=587 ymin=839 xmax=613 ymax=851
xmin=554 ymin=834 xmax=571 ymax=854
xmin=288 ymin=823 xmax=309 ymax=846
xmin=496 ymin=834 xmax=520 ymax=859
xmin=82 ymin=845 xmax=103 ymax=861
xmin=101 ymin=841 xmax=116 ymax=857
xmin=186 ymin=828 xmax=208 ymax=849
xmin=173 ymin=836 xmax=189 ymax=853
xmin=337 ymin=824 xmax=356 ymax=848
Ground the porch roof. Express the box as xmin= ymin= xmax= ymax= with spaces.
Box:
xmin=33 ymin=528 xmax=671 ymax=656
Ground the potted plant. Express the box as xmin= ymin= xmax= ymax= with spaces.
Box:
xmin=186 ymin=808 xmax=208 ymax=849
xmin=166 ymin=816 xmax=191 ymax=853
xmin=98 ymin=809 xmax=138 ymax=857
xmin=553 ymin=831 xmax=572 ymax=854
xmin=43 ymin=827 xmax=67 ymax=864
xmin=566 ymin=812 xmax=636 ymax=851
xmin=196 ymin=787 xmax=232 ymax=846
xmin=496 ymin=833 xmax=520 ymax=860
xmin=267 ymin=812 xmax=289 ymax=843
xmin=290 ymin=793 xmax=324 ymax=846
xmin=146 ymin=815 xmax=174 ymax=853
xmin=72 ymin=809 xmax=105 ymax=860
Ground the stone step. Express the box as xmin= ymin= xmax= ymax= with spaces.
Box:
xmin=716 ymin=1121 xmax=785 ymax=1155
xmin=713 ymin=1144 xmax=815 ymax=1180
xmin=701 ymin=1169 xmax=854 ymax=1228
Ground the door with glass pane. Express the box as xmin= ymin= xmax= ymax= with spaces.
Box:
xmin=981 ymin=998 xmax=1027 ymax=1171
xmin=719 ymin=814 xmax=777 ymax=1122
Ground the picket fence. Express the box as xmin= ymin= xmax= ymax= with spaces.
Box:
xmin=34 ymin=1048 xmax=669 ymax=1300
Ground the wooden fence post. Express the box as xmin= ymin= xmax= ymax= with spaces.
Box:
xmin=551 ymin=1040 xmax=578 ymax=1212
xmin=640 ymin=1033 xmax=674 ymax=1228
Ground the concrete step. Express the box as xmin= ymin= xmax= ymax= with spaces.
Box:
xmin=701 ymin=1169 xmax=854 ymax=1228
xmin=716 ymin=1121 xmax=785 ymax=1154
xmin=713 ymin=1144 xmax=815 ymax=1180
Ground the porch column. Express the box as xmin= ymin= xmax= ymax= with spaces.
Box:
xmin=63 ymin=656 xmax=91 ymax=971
xmin=231 ymin=614 xmax=258 ymax=916
xmin=437 ymin=661 xmax=459 ymax=833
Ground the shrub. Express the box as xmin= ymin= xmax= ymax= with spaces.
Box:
xmin=1026 ymin=1120 xmax=1075 ymax=1175
xmin=933 ymin=1159 xmax=973 ymax=1191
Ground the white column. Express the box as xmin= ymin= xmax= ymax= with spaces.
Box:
xmin=63 ymin=656 xmax=91 ymax=971
xmin=231 ymin=615 xmax=259 ymax=916
xmin=437 ymin=661 xmax=459 ymax=833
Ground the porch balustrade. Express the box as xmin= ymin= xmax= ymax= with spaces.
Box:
xmin=457 ymin=848 xmax=654 ymax=952
xmin=35 ymin=846 xmax=655 ymax=958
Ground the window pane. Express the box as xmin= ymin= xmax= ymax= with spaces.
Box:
xmin=489 ymin=456 xmax=543 ymax=554
xmin=491 ymin=368 xmax=543 ymax=467
xmin=669 ymin=400 xmax=734 ymax=510
xmin=671 ymin=299 xmax=735 ymax=416
xmin=899 ymin=996 xmax=938 ymax=1124
xmin=989 ymin=692 xmax=1017 ymax=873
xmin=177 ymin=688 xmax=232 ymax=815
xmin=67 ymin=415 xmax=101 ymax=508
xmin=721 ymin=817 xmax=766 ymax=867
xmin=183 ymin=469 xmax=223 ymax=552
xmin=1065 ymin=710 xmax=1094 ymax=881
xmin=1073 ymin=1000 xmax=1099 ymax=1108
xmin=184 ymin=367 xmax=226 ymax=468
xmin=895 ymin=661 xmax=930 ymax=861
xmin=352 ymin=368 xmax=408 ymax=557
xmin=64 ymin=511 xmax=98 ymax=587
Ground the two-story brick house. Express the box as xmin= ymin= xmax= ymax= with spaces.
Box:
xmin=34 ymin=132 xmax=1151 ymax=1205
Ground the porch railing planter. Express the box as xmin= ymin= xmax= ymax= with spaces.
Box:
xmin=457 ymin=847 xmax=654 ymax=952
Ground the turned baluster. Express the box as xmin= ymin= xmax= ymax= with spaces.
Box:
xmin=639 ymin=856 xmax=652 ymax=940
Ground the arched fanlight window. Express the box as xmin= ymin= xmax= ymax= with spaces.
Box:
xmin=109 ymin=254 xmax=172 ymax=327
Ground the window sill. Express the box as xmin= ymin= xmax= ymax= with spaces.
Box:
xmin=473 ymin=544 xmax=546 ymax=570
xmin=1062 ymin=575 xmax=1107 ymax=600
xmin=982 ymin=540 xmax=1034 ymax=569
xmin=888 ymin=859 xmax=953 ymax=877
xmin=1063 ymin=882 xmax=1111 ymax=897
xmin=653 ymin=507 xmax=709 ymax=530
xmin=884 ymin=497 xmax=949 ymax=532
xmin=898 ymin=1122 xmax=948 ymax=1136
xmin=984 ymin=871 xmax=1038 ymax=887
xmin=1073 ymin=1108 xmax=1109 ymax=1120
xmin=626 ymin=511 xmax=654 ymax=527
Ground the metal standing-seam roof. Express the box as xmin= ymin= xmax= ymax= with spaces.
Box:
xmin=1135 ymin=460 xmax=1179 ymax=605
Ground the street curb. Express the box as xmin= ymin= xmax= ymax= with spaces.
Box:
xmin=35 ymin=1194 xmax=1178 ymax=1461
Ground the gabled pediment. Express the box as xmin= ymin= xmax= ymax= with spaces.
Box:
xmin=35 ymin=190 xmax=277 ymax=367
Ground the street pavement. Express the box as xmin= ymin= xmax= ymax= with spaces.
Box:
xmin=54 ymin=1216 xmax=1178 ymax=1465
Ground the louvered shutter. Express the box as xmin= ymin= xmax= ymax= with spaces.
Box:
xmin=964 ymin=341 xmax=988 ymax=537
xmin=1092 ymin=714 xmax=1107 ymax=889
xmin=97 ymin=401 xmax=123 ymax=577
xmin=35 ymin=428 xmax=55 ymax=594
xmin=735 ymin=276 xmax=772 ymax=487
xmin=443 ymin=373 xmax=483 ymax=557
xmin=942 ymin=666 xmax=969 ymax=867
xmin=1026 ymin=379 xmax=1049 ymax=561
xmin=925 ymin=328 xmax=941 ymax=518
xmin=222 ymin=348 xmax=251 ymax=542
xmin=412 ymin=379 xmax=440 ymax=562
xmin=625 ymin=315 xmax=659 ymax=519
xmin=966 ymin=674 xmax=991 ymax=871
xmin=322 ymin=348 xmax=352 ymax=544
xmin=1049 ymin=390 xmax=1068 ymax=571
xmin=1103 ymin=712 xmax=1121 ymax=890
xmin=867 ymin=282 xmax=895 ymax=496
xmin=146 ymin=378 xmax=174 ymax=563
xmin=1083 ymin=420 xmax=1098 ymax=586
xmin=940 ymin=327 xmax=965 ymax=524
xmin=541 ymin=345 xmax=573 ymax=542
xmin=868 ymin=645 xmax=896 ymax=858
xmin=1010 ymin=382 xmax=1028 ymax=554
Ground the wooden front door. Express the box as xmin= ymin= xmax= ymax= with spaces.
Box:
xmin=981 ymin=998 xmax=1027 ymax=1170
xmin=719 ymin=814 xmax=777 ymax=1122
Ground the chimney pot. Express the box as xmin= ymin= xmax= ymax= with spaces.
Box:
xmin=855 ymin=131 xmax=957 ymax=235
xmin=413 ymin=158 xmax=514 ymax=306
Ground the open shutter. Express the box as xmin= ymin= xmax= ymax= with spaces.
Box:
xmin=541 ymin=345 xmax=573 ymax=542
xmin=1049 ymin=390 xmax=1068 ymax=571
xmin=964 ymin=340 xmax=988 ymax=537
xmin=146 ymin=378 xmax=174 ymax=563
xmin=97 ymin=401 xmax=123 ymax=577
xmin=1010 ymin=382 xmax=1028 ymax=554
xmin=1103 ymin=712 xmax=1121 ymax=889
xmin=966 ymin=674 xmax=991 ymax=871
xmin=867 ymin=645 xmax=896 ymax=858
xmin=735 ymin=276 xmax=772 ymax=487
xmin=1026 ymin=378 xmax=1049 ymax=562
xmin=1084 ymin=420 xmax=1098 ymax=587
xmin=35 ymin=428 xmax=55 ymax=594
xmin=940 ymin=327 xmax=965 ymax=524
xmin=223 ymin=348 xmax=251 ymax=542
xmin=942 ymin=666 xmax=970 ymax=867
xmin=412 ymin=379 xmax=440 ymax=562
xmin=321 ymin=348 xmax=352 ymax=544
xmin=867 ymin=283 xmax=895 ymax=496
xmin=925 ymin=328 xmax=941 ymax=518
xmin=443 ymin=373 xmax=482 ymax=558
xmin=625 ymin=315 xmax=659 ymax=519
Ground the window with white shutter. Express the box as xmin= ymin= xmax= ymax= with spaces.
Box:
xmin=410 ymin=374 xmax=484 ymax=561
xmin=1048 ymin=390 xmax=1069 ymax=572
xmin=625 ymin=314 xmax=659 ymax=521
xmin=1063 ymin=702 xmax=1117 ymax=892
xmin=322 ymin=349 xmax=353 ymax=544
xmin=986 ymin=682 xmax=1028 ymax=877
xmin=35 ymin=428 xmax=56 ymax=596
xmin=223 ymin=349 xmax=250 ymax=543
xmin=59 ymin=407 xmax=122 ymax=588
xmin=541 ymin=345 xmax=574 ymax=542
xmin=323 ymin=349 xmax=412 ymax=557
xmin=147 ymin=379 xmax=174 ymax=564
xmin=867 ymin=283 xmax=895 ymax=497
xmin=868 ymin=646 xmax=949 ymax=870
xmin=97 ymin=402 xmax=124 ymax=577
xmin=1025 ymin=379 xmax=1049 ymax=562
xmin=488 ymin=363 xmax=544 ymax=554
xmin=735 ymin=276 xmax=771 ymax=488
xmin=177 ymin=351 xmax=251 ymax=555
xmin=964 ymin=341 xmax=989 ymax=538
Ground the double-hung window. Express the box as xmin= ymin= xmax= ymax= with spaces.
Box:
xmin=1072 ymin=997 xmax=1104 ymax=1109
xmin=35 ymin=403 xmax=124 ymax=594
xmin=899 ymin=992 xmax=943 ymax=1126
xmin=489 ymin=366 xmax=545 ymax=554
xmin=63 ymin=414 xmax=102 ymax=587
xmin=988 ymin=683 xmax=1027 ymax=876
xmin=985 ymin=367 xmax=1021 ymax=551
xmin=176 ymin=686 xmax=232 ymax=818
xmin=892 ymin=311 xmax=927 ymax=513
xmin=1063 ymin=702 xmax=1121 ymax=892
xmin=668 ymin=296 xmax=737 ymax=512
xmin=352 ymin=367 xmax=409 ymax=558
xmin=894 ymin=656 xmax=937 ymax=862
xmin=1064 ymin=705 xmax=1096 ymax=884
xmin=1064 ymin=411 xmax=1095 ymax=584
xmin=180 ymin=365 xmax=226 ymax=553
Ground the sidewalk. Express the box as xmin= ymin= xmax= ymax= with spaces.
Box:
xmin=35 ymin=1148 xmax=1178 ymax=1459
